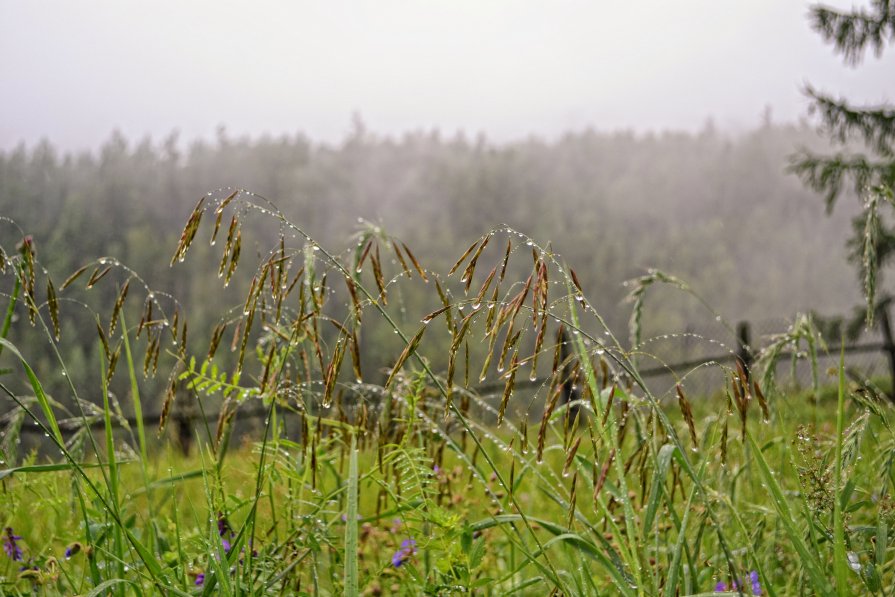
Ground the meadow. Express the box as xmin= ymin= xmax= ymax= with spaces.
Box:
xmin=1 ymin=190 xmax=893 ymax=596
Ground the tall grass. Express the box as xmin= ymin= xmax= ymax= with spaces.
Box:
xmin=0 ymin=190 xmax=893 ymax=595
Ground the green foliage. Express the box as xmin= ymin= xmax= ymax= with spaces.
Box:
xmin=0 ymin=121 xmax=872 ymax=421
xmin=3 ymin=181 xmax=895 ymax=594
xmin=793 ymin=1 xmax=895 ymax=326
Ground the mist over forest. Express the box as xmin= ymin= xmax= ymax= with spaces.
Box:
xmin=5 ymin=0 xmax=895 ymax=591
xmin=0 ymin=121 xmax=870 ymax=411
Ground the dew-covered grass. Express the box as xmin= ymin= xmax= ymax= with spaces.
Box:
xmin=1 ymin=190 xmax=894 ymax=596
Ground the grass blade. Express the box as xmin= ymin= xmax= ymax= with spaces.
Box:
xmin=747 ymin=429 xmax=833 ymax=595
xmin=344 ymin=433 xmax=360 ymax=597
xmin=0 ymin=337 xmax=64 ymax=444
xmin=832 ymin=342 xmax=849 ymax=596
xmin=643 ymin=443 xmax=676 ymax=536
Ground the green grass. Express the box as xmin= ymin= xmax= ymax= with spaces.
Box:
xmin=1 ymin=190 xmax=895 ymax=595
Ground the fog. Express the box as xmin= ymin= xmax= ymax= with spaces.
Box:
xmin=2 ymin=0 xmax=894 ymax=151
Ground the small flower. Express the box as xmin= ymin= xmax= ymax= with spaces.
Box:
xmin=3 ymin=527 xmax=23 ymax=562
xmin=64 ymin=542 xmax=82 ymax=559
xmin=715 ymin=573 xmax=761 ymax=595
xmin=391 ymin=538 xmax=417 ymax=568
xmin=215 ymin=512 xmax=236 ymax=556
xmin=195 ymin=573 xmax=205 ymax=586
xmin=749 ymin=570 xmax=762 ymax=595
xmin=217 ymin=512 xmax=231 ymax=538
xmin=389 ymin=518 xmax=402 ymax=534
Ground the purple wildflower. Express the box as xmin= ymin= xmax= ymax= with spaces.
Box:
xmin=714 ymin=572 xmax=761 ymax=595
xmin=216 ymin=512 xmax=235 ymax=554
xmin=64 ymin=542 xmax=81 ymax=559
xmin=217 ymin=512 xmax=231 ymax=538
xmin=391 ymin=538 xmax=417 ymax=568
xmin=195 ymin=573 xmax=205 ymax=586
xmin=3 ymin=528 xmax=23 ymax=562
xmin=749 ymin=570 xmax=762 ymax=595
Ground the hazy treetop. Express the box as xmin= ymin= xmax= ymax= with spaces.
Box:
xmin=2 ymin=0 xmax=894 ymax=152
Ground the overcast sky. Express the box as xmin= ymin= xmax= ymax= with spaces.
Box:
xmin=1 ymin=0 xmax=893 ymax=152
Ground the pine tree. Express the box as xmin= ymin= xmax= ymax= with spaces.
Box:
xmin=791 ymin=1 xmax=895 ymax=325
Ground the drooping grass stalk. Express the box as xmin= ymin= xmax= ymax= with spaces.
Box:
xmin=9 ymin=189 xmax=892 ymax=593
xmin=248 ymin=204 xmax=568 ymax=591
xmin=566 ymin=294 xmax=646 ymax=593
xmin=561 ymin=302 xmax=742 ymax=586
xmin=0 ymin=256 xmax=175 ymax=590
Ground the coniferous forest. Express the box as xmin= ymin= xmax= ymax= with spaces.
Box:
xmin=0 ymin=123 xmax=865 ymax=412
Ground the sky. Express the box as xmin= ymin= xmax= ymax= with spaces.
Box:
xmin=1 ymin=0 xmax=894 ymax=152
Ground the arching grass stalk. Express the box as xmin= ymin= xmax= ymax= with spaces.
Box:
xmin=0 ymin=251 xmax=180 ymax=590
xmin=224 ymin=196 xmax=570 ymax=592
xmin=560 ymin=273 xmax=743 ymax=590
xmin=0 ymin=376 xmax=182 ymax=594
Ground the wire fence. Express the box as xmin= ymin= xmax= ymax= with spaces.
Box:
xmin=14 ymin=311 xmax=895 ymax=455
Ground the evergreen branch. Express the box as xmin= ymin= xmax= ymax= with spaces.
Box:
xmin=789 ymin=150 xmax=894 ymax=211
xmin=805 ymin=86 xmax=895 ymax=156
xmin=810 ymin=0 xmax=895 ymax=65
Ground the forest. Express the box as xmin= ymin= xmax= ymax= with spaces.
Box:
xmin=0 ymin=121 xmax=866 ymax=415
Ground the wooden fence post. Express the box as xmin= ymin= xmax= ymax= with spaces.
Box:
xmin=878 ymin=305 xmax=895 ymax=402
xmin=175 ymin=411 xmax=193 ymax=457
xmin=736 ymin=321 xmax=752 ymax=382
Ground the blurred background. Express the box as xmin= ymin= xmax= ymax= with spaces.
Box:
xmin=1 ymin=1 xmax=894 ymax=416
